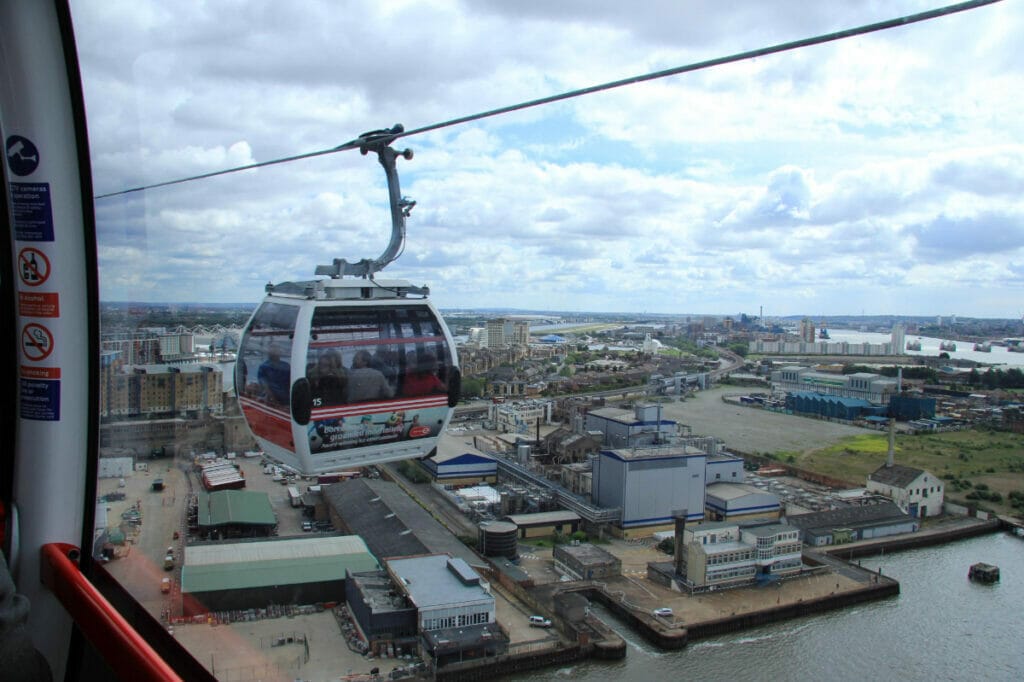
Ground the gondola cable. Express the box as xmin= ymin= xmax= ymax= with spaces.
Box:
xmin=92 ymin=0 xmax=1001 ymax=201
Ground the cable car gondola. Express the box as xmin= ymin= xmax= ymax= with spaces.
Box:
xmin=235 ymin=127 xmax=460 ymax=475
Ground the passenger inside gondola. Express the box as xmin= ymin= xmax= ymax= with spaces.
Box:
xmin=401 ymin=350 xmax=447 ymax=397
xmin=347 ymin=349 xmax=394 ymax=403
xmin=308 ymin=349 xmax=347 ymax=405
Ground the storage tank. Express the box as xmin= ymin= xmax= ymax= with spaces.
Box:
xmin=478 ymin=521 xmax=518 ymax=560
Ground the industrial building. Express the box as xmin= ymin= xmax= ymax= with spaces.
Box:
xmin=344 ymin=569 xmax=420 ymax=656
xmin=584 ymin=404 xmax=678 ymax=448
xmin=385 ymin=554 xmax=507 ymax=666
xmin=771 ymin=367 xmax=898 ymax=405
xmin=705 ymin=453 xmax=747 ymax=483
xmin=553 ymin=543 xmax=621 ymax=581
xmin=704 ymin=482 xmax=782 ymax=522
xmin=192 ymin=489 xmax=276 ymax=539
xmin=180 ymin=535 xmax=377 ymax=616
xmin=785 ymin=502 xmax=919 ymax=545
xmin=591 ymin=446 xmax=707 ymax=536
xmin=867 ymin=464 xmax=944 ymax=518
xmin=784 ymin=391 xmax=884 ymax=421
xmin=419 ymin=451 xmax=497 ymax=485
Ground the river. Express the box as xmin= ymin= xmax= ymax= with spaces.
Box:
xmin=508 ymin=532 xmax=1024 ymax=681
xmin=825 ymin=329 xmax=1024 ymax=368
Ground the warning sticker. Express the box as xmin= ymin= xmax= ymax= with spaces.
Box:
xmin=20 ymin=366 xmax=61 ymax=380
xmin=11 ymin=182 xmax=55 ymax=242
xmin=18 ymin=292 xmax=59 ymax=318
xmin=18 ymin=247 xmax=50 ymax=286
xmin=20 ymin=377 xmax=61 ymax=421
xmin=21 ymin=322 xmax=54 ymax=361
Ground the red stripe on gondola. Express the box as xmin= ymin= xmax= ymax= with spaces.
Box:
xmin=308 ymin=335 xmax=446 ymax=349
xmin=239 ymin=398 xmax=294 ymax=450
xmin=311 ymin=395 xmax=448 ymax=419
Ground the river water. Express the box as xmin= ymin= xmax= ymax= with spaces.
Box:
xmin=508 ymin=533 xmax=1024 ymax=681
xmin=825 ymin=329 xmax=1024 ymax=368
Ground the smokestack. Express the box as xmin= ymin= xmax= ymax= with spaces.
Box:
xmin=887 ymin=418 xmax=895 ymax=468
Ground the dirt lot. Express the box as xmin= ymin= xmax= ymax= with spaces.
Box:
xmin=657 ymin=386 xmax=875 ymax=455
xmin=172 ymin=610 xmax=413 ymax=682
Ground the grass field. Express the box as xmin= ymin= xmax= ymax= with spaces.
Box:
xmin=792 ymin=429 xmax=1024 ymax=517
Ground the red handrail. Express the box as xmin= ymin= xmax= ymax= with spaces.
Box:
xmin=40 ymin=543 xmax=183 ymax=682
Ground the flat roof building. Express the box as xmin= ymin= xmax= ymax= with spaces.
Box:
xmin=386 ymin=554 xmax=507 ymax=666
xmin=553 ymin=542 xmax=621 ymax=581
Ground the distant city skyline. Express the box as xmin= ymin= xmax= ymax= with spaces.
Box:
xmin=75 ymin=1 xmax=1024 ymax=316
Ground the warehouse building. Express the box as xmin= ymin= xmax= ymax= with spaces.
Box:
xmin=323 ymin=478 xmax=485 ymax=568
xmin=785 ymin=502 xmax=919 ymax=546
xmin=419 ymin=451 xmax=497 ymax=485
xmin=867 ymin=464 xmax=944 ymax=518
xmin=193 ymin=489 xmax=276 ymax=539
xmin=785 ymin=391 xmax=884 ymax=421
xmin=180 ymin=535 xmax=377 ymax=616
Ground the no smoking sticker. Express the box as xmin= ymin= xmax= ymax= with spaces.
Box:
xmin=22 ymin=322 xmax=54 ymax=361
xmin=18 ymin=247 xmax=50 ymax=286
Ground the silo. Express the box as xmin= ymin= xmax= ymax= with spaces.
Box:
xmin=478 ymin=521 xmax=518 ymax=560
xmin=517 ymin=443 xmax=530 ymax=465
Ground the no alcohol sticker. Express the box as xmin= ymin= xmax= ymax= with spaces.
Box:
xmin=22 ymin=322 xmax=54 ymax=361
xmin=18 ymin=247 xmax=51 ymax=286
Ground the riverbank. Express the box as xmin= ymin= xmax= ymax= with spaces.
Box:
xmin=822 ymin=515 xmax=1000 ymax=559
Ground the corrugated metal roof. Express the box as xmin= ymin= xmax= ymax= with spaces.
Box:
xmin=196 ymin=490 xmax=275 ymax=527
xmin=188 ymin=535 xmax=373 ymax=565
xmin=182 ymin=536 xmax=378 ymax=593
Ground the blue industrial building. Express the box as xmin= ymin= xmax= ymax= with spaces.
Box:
xmin=785 ymin=391 xmax=886 ymax=421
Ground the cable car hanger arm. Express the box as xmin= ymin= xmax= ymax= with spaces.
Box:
xmin=314 ymin=125 xmax=414 ymax=280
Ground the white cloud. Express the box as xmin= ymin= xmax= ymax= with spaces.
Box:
xmin=73 ymin=0 xmax=1024 ymax=316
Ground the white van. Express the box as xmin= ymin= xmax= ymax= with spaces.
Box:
xmin=528 ymin=616 xmax=552 ymax=628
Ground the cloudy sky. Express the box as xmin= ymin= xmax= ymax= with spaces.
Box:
xmin=72 ymin=0 xmax=1024 ymax=318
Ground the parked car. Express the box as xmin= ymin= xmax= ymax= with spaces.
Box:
xmin=652 ymin=607 xmax=673 ymax=618
xmin=301 ymin=521 xmax=313 ymax=532
xmin=528 ymin=616 xmax=552 ymax=628
xmin=160 ymin=577 xmax=171 ymax=594
xmin=163 ymin=554 xmax=174 ymax=571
